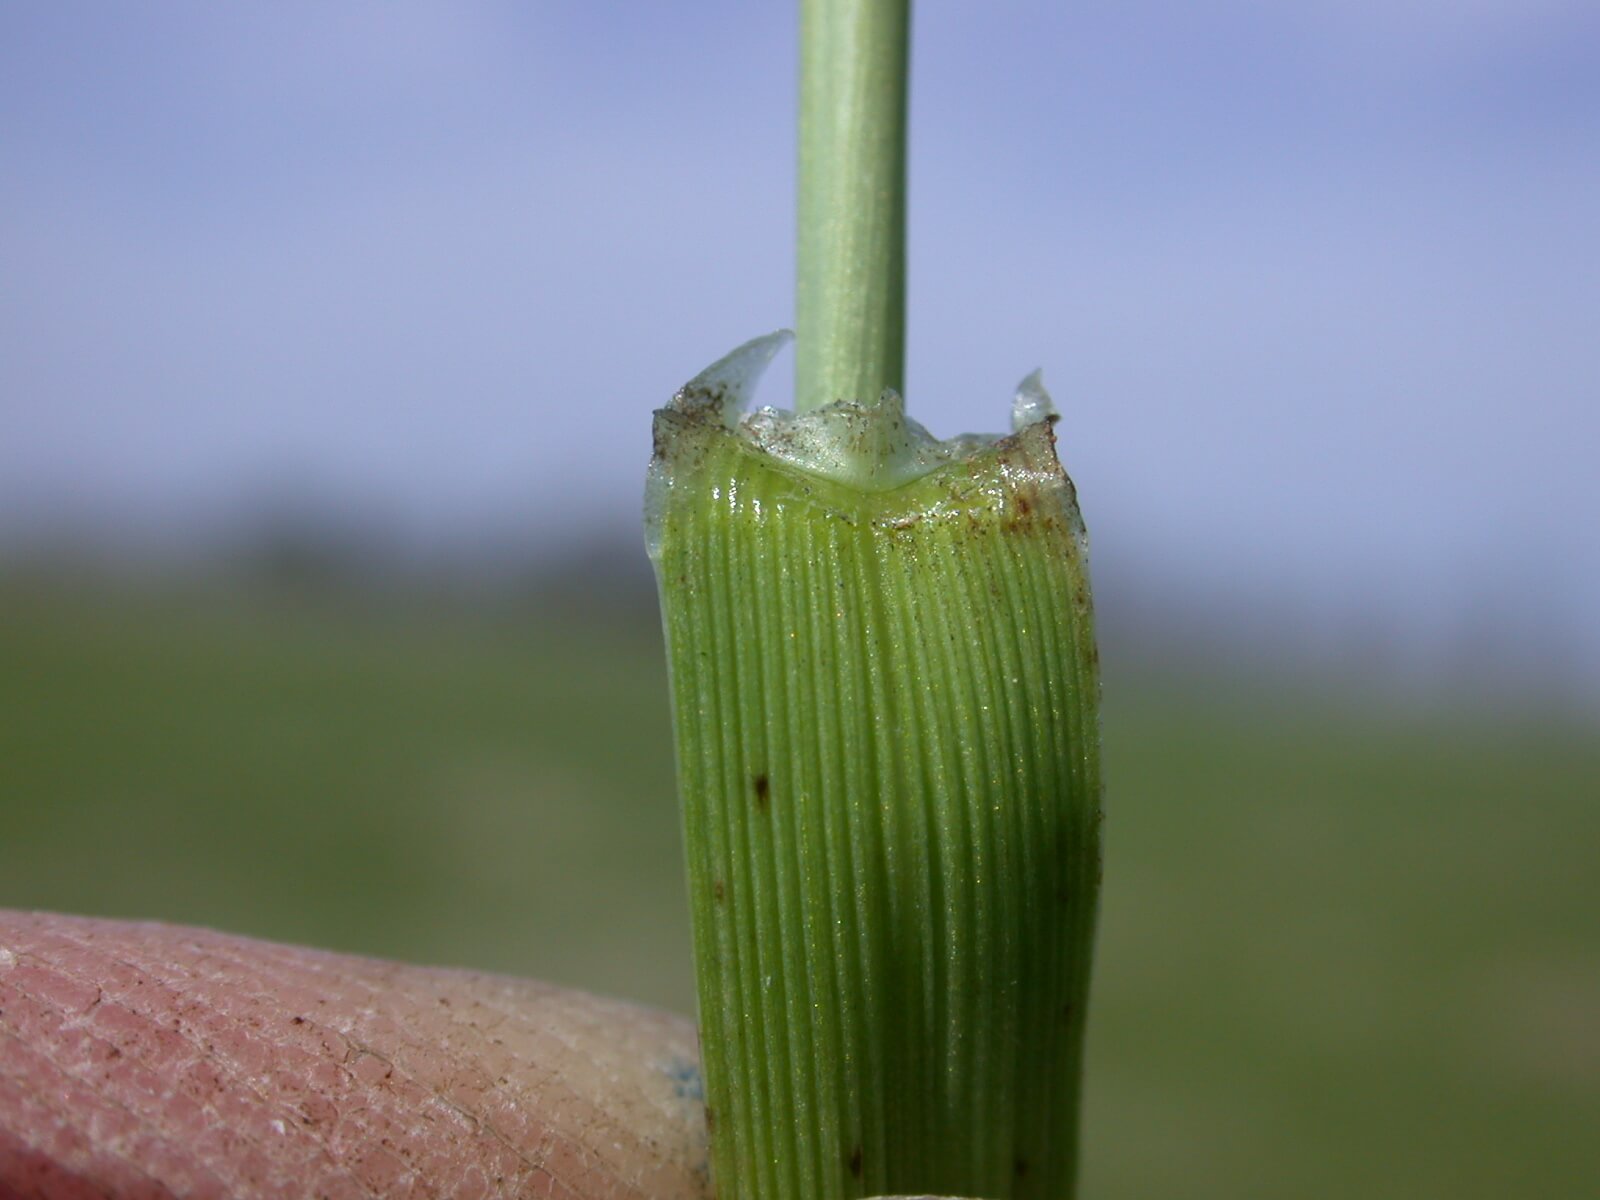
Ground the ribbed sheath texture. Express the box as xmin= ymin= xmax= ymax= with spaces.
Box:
xmin=650 ymin=406 xmax=1102 ymax=1200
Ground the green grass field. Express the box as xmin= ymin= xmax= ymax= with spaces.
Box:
xmin=2 ymin=579 xmax=1595 ymax=1198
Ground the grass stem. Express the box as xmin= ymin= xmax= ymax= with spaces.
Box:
xmin=796 ymin=0 xmax=910 ymax=412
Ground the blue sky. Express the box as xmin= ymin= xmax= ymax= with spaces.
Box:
xmin=3 ymin=2 xmax=1597 ymax=692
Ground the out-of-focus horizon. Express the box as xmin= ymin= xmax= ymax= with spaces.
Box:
xmin=3 ymin=1 xmax=1598 ymax=710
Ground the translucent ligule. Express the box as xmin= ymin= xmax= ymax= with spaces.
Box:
xmin=647 ymin=336 xmax=1102 ymax=1200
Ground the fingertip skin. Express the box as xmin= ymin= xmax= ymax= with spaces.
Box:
xmin=0 ymin=912 xmax=710 ymax=1200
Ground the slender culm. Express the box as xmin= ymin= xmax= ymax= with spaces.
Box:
xmin=796 ymin=0 xmax=909 ymax=412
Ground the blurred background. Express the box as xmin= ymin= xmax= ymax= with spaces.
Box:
xmin=2 ymin=2 xmax=1596 ymax=1197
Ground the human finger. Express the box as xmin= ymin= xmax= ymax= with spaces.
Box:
xmin=0 ymin=910 xmax=709 ymax=1199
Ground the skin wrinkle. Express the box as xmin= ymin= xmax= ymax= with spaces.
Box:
xmin=14 ymin=928 xmax=595 ymax=1196
xmin=97 ymin=922 xmax=611 ymax=1199
xmin=3 ymin=933 xmax=378 ymax=1200
xmin=138 ymin=936 xmax=649 ymax=1200
xmin=24 ymin=927 xmax=384 ymax=1197
xmin=0 ymin=1022 xmax=190 ymax=1200
xmin=0 ymin=913 xmax=707 ymax=1200
xmin=191 ymin=930 xmax=640 ymax=1197
xmin=228 ymin=940 xmax=585 ymax=1158
xmin=0 ymin=974 xmax=239 ymax=1199
xmin=157 ymin=933 xmax=547 ymax=1196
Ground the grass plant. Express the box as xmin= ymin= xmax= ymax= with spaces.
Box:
xmin=648 ymin=3 xmax=1104 ymax=1195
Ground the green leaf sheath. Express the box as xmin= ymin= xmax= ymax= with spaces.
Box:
xmin=648 ymin=366 xmax=1103 ymax=1200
